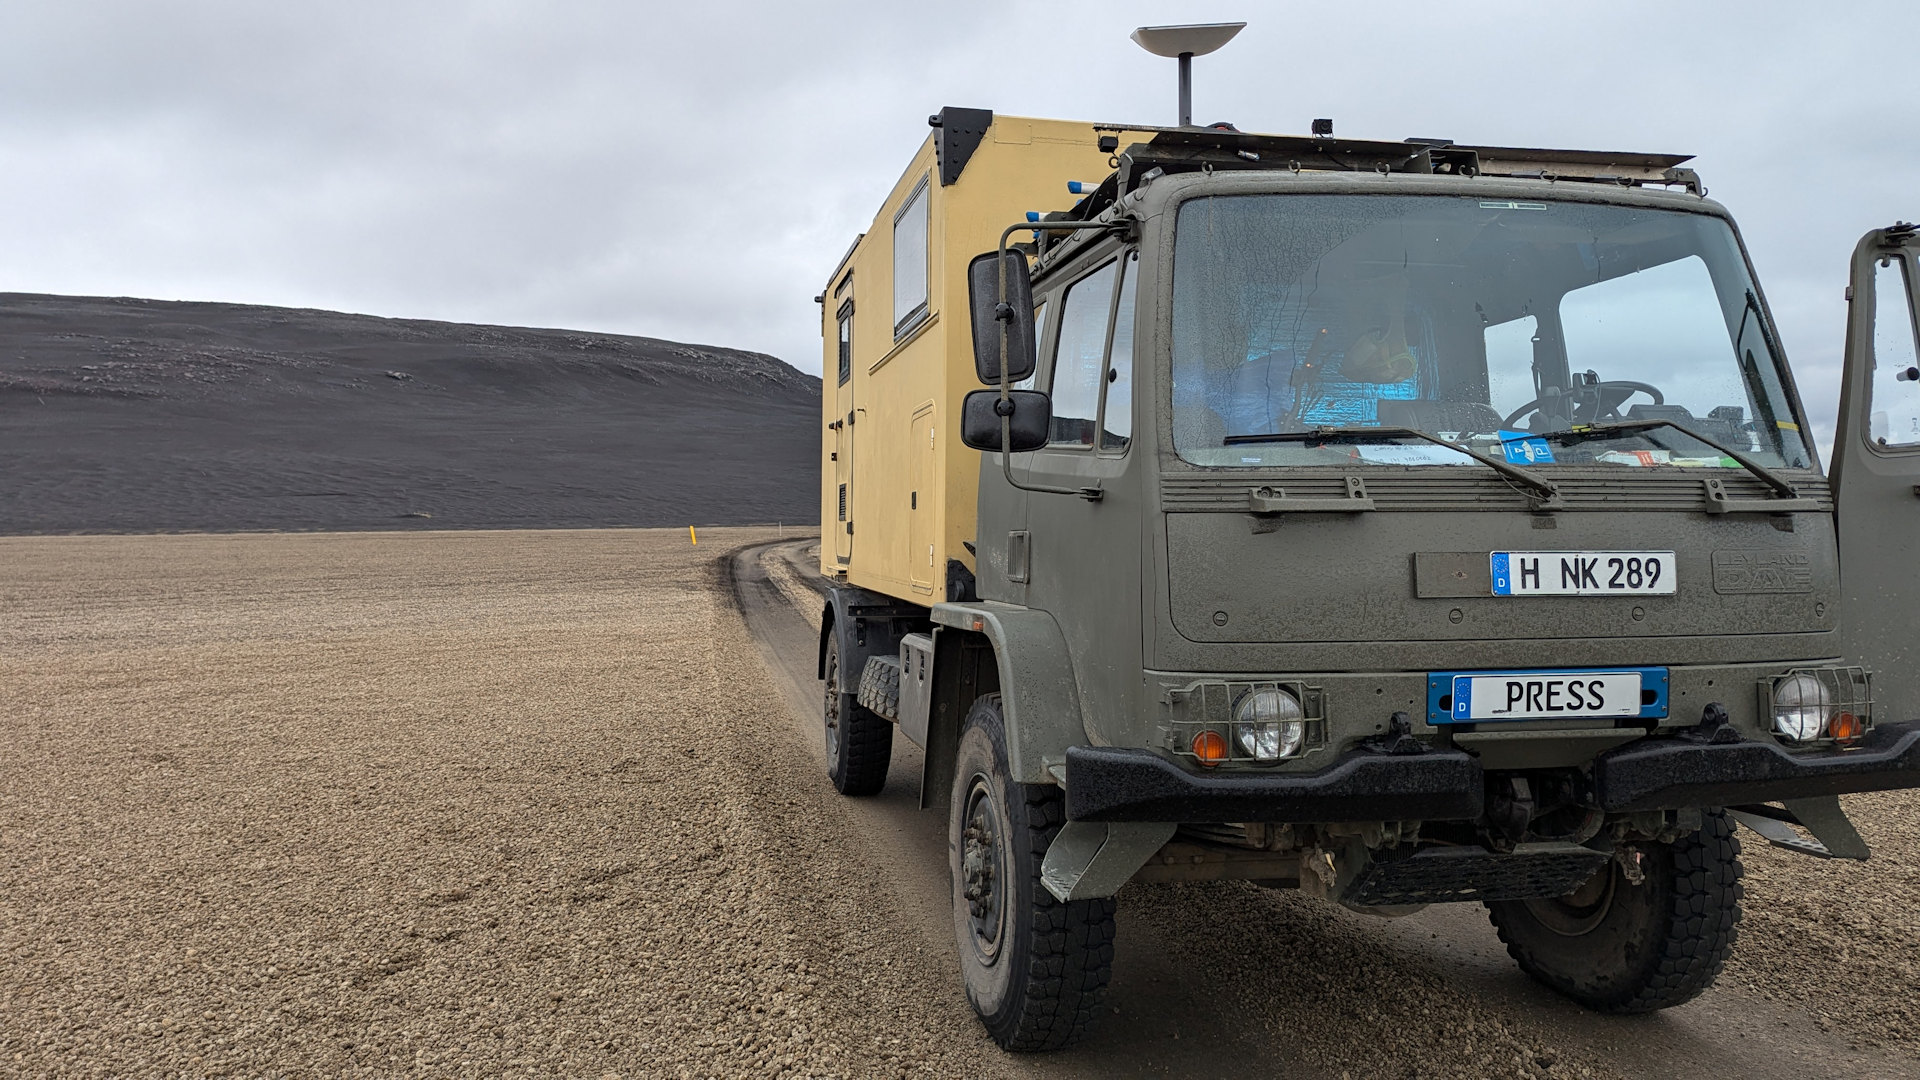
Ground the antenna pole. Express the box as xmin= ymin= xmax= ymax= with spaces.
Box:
xmin=1178 ymin=53 xmax=1192 ymax=126
xmin=1131 ymin=22 xmax=1244 ymax=127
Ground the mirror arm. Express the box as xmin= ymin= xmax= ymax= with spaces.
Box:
xmin=991 ymin=218 xmax=1122 ymax=501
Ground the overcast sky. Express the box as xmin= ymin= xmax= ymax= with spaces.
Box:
xmin=3 ymin=1 xmax=1917 ymax=457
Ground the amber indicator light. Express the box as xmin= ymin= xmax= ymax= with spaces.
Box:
xmin=1191 ymin=730 xmax=1228 ymax=766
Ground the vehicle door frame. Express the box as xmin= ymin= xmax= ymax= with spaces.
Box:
xmin=1022 ymin=237 xmax=1144 ymax=747
xmin=1832 ymin=224 xmax=1920 ymax=726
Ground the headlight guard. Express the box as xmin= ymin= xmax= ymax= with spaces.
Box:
xmin=1760 ymin=666 xmax=1872 ymax=745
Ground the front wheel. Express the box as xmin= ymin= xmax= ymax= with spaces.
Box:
xmin=1486 ymin=809 xmax=1743 ymax=1013
xmin=949 ymin=693 xmax=1115 ymax=1051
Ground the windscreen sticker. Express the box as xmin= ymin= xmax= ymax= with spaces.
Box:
xmin=1497 ymin=429 xmax=1556 ymax=465
xmin=1352 ymin=444 xmax=1476 ymax=466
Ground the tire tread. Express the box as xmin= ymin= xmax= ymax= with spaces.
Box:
xmin=1488 ymin=809 xmax=1743 ymax=1014
xmin=965 ymin=694 xmax=1116 ymax=1052
xmin=825 ymin=635 xmax=891 ymax=796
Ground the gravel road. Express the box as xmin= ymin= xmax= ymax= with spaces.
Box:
xmin=3 ymin=530 xmax=1916 ymax=1078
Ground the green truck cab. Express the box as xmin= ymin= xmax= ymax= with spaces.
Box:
xmin=817 ymin=117 xmax=1920 ymax=1051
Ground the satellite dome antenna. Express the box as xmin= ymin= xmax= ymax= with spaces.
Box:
xmin=1130 ymin=22 xmax=1246 ymax=128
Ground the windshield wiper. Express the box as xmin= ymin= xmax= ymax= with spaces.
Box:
xmin=1531 ymin=418 xmax=1802 ymax=500
xmin=1225 ymin=425 xmax=1562 ymax=502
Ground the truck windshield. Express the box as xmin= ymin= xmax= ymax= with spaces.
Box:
xmin=1170 ymin=194 xmax=1813 ymax=471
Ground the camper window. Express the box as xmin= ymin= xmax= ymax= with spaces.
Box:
xmin=836 ymin=300 xmax=854 ymax=385
xmin=894 ymin=178 xmax=930 ymax=336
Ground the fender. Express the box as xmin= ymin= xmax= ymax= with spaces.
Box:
xmin=932 ymin=600 xmax=1085 ymax=784
xmin=818 ymin=584 xmax=928 ymax=689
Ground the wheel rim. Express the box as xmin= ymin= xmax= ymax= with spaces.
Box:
xmin=960 ymin=774 xmax=1007 ymax=964
xmin=823 ymin=647 xmax=842 ymax=762
xmin=1523 ymin=859 xmax=1620 ymax=936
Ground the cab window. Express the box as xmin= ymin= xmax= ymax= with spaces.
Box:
xmin=1047 ymin=260 xmax=1118 ymax=446
xmin=1871 ymin=255 xmax=1920 ymax=448
xmin=1102 ymin=253 xmax=1139 ymax=451
xmin=1014 ymin=299 xmax=1046 ymax=391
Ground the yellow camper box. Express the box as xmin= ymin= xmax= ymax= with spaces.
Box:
xmin=819 ymin=109 xmax=1154 ymax=599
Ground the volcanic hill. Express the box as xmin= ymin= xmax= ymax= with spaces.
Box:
xmin=0 ymin=293 xmax=820 ymax=533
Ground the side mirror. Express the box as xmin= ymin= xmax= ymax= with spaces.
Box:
xmin=967 ymin=250 xmax=1037 ymax=384
xmin=961 ymin=390 xmax=1051 ymax=453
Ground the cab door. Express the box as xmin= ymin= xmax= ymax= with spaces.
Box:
xmin=1021 ymin=246 xmax=1143 ymax=742
xmin=1833 ymin=224 xmax=1920 ymax=725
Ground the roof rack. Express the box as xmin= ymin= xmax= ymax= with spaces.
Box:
xmin=1042 ymin=125 xmax=1699 ymax=244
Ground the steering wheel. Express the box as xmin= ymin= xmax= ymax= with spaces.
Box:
xmin=1500 ymin=380 xmax=1664 ymax=430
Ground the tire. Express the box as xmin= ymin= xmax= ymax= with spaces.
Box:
xmin=823 ymin=633 xmax=891 ymax=796
xmin=949 ymin=693 xmax=1115 ymax=1051
xmin=1486 ymin=809 xmax=1743 ymax=1013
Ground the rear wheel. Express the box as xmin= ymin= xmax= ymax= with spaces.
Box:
xmin=1486 ymin=809 xmax=1743 ymax=1013
xmin=823 ymin=634 xmax=890 ymax=796
xmin=949 ymin=693 xmax=1115 ymax=1051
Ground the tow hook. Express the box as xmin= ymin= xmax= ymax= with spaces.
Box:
xmin=1679 ymin=702 xmax=1743 ymax=745
xmin=1364 ymin=712 xmax=1428 ymax=755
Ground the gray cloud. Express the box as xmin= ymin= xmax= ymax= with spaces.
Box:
xmin=3 ymin=0 xmax=1917 ymax=462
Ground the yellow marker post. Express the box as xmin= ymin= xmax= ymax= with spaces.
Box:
xmin=689 ymin=526 xmax=697 ymax=545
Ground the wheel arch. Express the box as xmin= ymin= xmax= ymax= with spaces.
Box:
xmin=930 ymin=602 xmax=1086 ymax=789
xmin=819 ymin=584 xmax=928 ymax=688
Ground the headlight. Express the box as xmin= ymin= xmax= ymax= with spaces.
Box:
xmin=1771 ymin=673 xmax=1830 ymax=741
xmin=1234 ymin=688 xmax=1305 ymax=761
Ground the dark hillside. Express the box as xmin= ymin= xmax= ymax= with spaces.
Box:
xmin=0 ymin=293 xmax=820 ymax=532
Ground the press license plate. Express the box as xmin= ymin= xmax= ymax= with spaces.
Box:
xmin=1490 ymin=551 xmax=1676 ymax=596
xmin=1450 ymin=671 xmax=1643 ymax=721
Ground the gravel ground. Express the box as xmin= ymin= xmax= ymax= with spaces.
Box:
xmin=1 ymin=530 xmax=1004 ymax=1078
xmin=4 ymin=530 xmax=1916 ymax=1078
xmin=1726 ymin=790 xmax=1920 ymax=1053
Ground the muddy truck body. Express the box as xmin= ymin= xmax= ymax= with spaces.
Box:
xmin=813 ymin=107 xmax=1920 ymax=1050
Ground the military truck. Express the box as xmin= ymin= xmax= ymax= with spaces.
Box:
xmin=813 ymin=105 xmax=1920 ymax=1051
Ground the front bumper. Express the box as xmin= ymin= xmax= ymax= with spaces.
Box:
xmin=1593 ymin=720 xmax=1920 ymax=811
xmin=1064 ymin=745 xmax=1483 ymax=823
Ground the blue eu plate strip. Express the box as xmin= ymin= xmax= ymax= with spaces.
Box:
xmin=1425 ymin=666 xmax=1669 ymax=724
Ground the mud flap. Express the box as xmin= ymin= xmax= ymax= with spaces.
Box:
xmin=1728 ymin=795 xmax=1870 ymax=861
xmin=1039 ymin=821 xmax=1176 ymax=901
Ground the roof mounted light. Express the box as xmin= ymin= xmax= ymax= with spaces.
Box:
xmin=1130 ymin=22 xmax=1246 ymax=128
